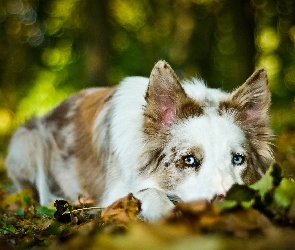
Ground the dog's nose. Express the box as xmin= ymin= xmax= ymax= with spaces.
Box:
xmin=211 ymin=194 xmax=225 ymax=202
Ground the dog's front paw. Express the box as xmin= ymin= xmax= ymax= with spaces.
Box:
xmin=135 ymin=188 xmax=175 ymax=222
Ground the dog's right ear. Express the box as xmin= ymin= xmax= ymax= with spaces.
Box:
xmin=231 ymin=67 xmax=271 ymax=123
xmin=144 ymin=60 xmax=186 ymax=128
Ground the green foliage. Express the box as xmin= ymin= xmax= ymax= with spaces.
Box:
xmin=23 ymin=193 xmax=32 ymax=207
xmin=218 ymin=163 xmax=295 ymax=224
xmin=0 ymin=220 xmax=16 ymax=235
xmin=36 ymin=206 xmax=56 ymax=218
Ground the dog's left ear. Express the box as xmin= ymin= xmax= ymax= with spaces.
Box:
xmin=231 ymin=68 xmax=270 ymax=122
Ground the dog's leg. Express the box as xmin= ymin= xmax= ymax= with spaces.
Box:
xmin=6 ymin=125 xmax=60 ymax=205
xmin=35 ymin=155 xmax=60 ymax=205
xmin=135 ymin=188 xmax=175 ymax=222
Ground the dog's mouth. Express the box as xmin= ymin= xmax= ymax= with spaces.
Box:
xmin=210 ymin=194 xmax=225 ymax=202
xmin=167 ymin=194 xmax=182 ymax=204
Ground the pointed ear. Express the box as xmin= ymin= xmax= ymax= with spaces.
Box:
xmin=231 ymin=68 xmax=271 ymax=122
xmin=144 ymin=60 xmax=186 ymax=126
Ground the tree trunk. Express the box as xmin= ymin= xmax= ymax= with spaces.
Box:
xmin=84 ymin=0 xmax=112 ymax=86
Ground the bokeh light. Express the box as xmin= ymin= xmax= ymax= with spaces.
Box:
xmin=258 ymin=27 xmax=280 ymax=53
xmin=110 ymin=0 xmax=147 ymax=31
xmin=1 ymin=0 xmax=295 ymax=158
xmin=0 ymin=109 xmax=13 ymax=135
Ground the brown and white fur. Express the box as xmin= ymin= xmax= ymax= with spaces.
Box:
xmin=6 ymin=61 xmax=273 ymax=221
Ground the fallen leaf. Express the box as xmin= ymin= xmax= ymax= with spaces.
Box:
xmin=162 ymin=200 xmax=272 ymax=238
xmin=54 ymin=200 xmax=72 ymax=223
xmin=101 ymin=193 xmax=142 ymax=226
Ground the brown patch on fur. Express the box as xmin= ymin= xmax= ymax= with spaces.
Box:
xmin=241 ymin=143 xmax=271 ymax=184
xmin=178 ymin=99 xmax=204 ymax=120
xmin=43 ymin=93 xmax=84 ymax=151
xmin=144 ymin=97 xmax=203 ymax=136
xmin=24 ymin=118 xmax=38 ymax=130
xmin=155 ymin=153 xmax=166 ymax=170
xmin=74 ymin=88 xmax=113 ymax=134
xmin=175 ymin=146 xmax=204 ymax=171
xmin=45 ymin=98 xmax=72 ymax=130
xmin=73 ymin=88 xmax=115 ymax=202
xmin=218 ymin=100 xmax=239 ymax=116
xmin=242 ymin=164 xmax=261 ymax=185
xmin=139 ymin=148 xmax=164 ymax=174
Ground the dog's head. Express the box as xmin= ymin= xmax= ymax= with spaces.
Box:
xmin=141 ymin=60 xmax=273 ymax=202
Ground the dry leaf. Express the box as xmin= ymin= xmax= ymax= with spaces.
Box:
xmin=101 ymin=193 xmax=141 ymax=226
xmin=162 ymin=200 xmax=272 ymax=238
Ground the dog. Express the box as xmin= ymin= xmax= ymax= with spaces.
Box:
xmin=6 ymin=60 xmax=273 ymax=221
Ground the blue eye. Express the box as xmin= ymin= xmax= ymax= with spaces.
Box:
xmin=183 ymin=155 xmax=199 ymax=167
xmin=232 ymin=153 xmax=245 ymax=165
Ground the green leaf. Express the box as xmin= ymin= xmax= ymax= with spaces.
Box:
xmin=16 ymin=208 xmax=24 ymax=216
xmin=225 ymin=184 xmax=256 ymax=202
xmin=215 ymin=200 xmax=238 ymax=210
xmin=241 ymin=199 xmax=255 ymax=208
xmin=36 ymin=206 xmax=56 ymax=218
xmin=274 ymin=178 xmax=295 ymax=209
xmin=23 ymin=193 xmax=32 ymax=206
xmin=250 ymin=163 xmax=282 ymax=198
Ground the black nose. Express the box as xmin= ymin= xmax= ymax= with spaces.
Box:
xmin=211 ymin=194 xmax=225 ymax=202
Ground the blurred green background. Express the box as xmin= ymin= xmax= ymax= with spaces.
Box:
xmin=0 ymin=0 xmax=295 ymax=174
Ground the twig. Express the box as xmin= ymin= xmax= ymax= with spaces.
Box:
xmin=63 ymin=206 xmax=104 ymax=214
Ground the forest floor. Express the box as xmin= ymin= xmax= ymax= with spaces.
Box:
xmin=1 ymin=109 xmax=295 ymax=249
